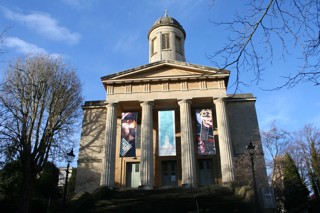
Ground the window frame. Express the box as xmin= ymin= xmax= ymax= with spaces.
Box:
xmin=175 ymin=36 xmax=182 ymax=53
xmin=161 ymin=33 xmax=170 ymax=50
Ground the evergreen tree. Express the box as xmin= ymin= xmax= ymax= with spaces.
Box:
xmin=0 ymin=160 xmax=23 ymax=200
xmin=34 ymin=162 xmax=60 ymax=199
xmin=0 ymin=161 xmax=61 ymax=200
xmin=308 ymin=141 xmax=320 ymax=198
xmin=282 ymin=153 xmax=309 ymax=211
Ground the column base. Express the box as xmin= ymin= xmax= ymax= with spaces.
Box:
xmin=182 ymin=183 xmax=197 ymax=189
xmin=99 ymin=184 xmax=115 ymax=190
xmin=138 ymin=185 xmax=153 ymax=190
xmin=222 ymin=182 xmax=236 ymax=191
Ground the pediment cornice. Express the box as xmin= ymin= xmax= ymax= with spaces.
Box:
xmin=101 ymin=60 xmax=230 ymax=85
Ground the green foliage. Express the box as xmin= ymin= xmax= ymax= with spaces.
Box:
xmin=309 ymin=141 xmax=320 ymax=197
xmin=282 ymin=153 xmax=309 ymax=211
xmin=0 ymin=160 xmax=23 ymax=199
xmin=0 ymin=160 xmax=61 ymax=200
xmin=34 ymin=162 xmax=60 ymax=199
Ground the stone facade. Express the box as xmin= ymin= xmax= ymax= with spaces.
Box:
xmin=75 ymin=13 xmax=268 ymax=193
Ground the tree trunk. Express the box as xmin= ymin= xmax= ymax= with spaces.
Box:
xmin=311 ymin=178 xmax=320 ymax=198
xmin=18 ymin=184 xmax=32 ymax=213
xmin=17 ymin=155 xmax=35 ymax=213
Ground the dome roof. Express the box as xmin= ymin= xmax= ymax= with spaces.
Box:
xmin=148 ymin=11 xmax=186 ymax=38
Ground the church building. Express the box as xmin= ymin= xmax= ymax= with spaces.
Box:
xmin=75 ymin=12 xmax=268 ymax=193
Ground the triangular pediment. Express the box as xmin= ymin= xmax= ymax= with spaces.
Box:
xmin=101 ymin=60 xmax=229 ymax=83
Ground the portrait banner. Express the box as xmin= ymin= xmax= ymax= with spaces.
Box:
xmin=120 ymin=112 xmax=138 ymax=157
xmin=195 ymin=109 xmax=216 ymax=155
xmin=158 ymin=110 xmax=176 ymax=156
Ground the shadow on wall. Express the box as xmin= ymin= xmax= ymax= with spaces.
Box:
xmin=75 ymin=105 xmax=107 ymax=193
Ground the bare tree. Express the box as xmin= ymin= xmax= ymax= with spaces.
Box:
xmin=290 ymin=124 xmax=320 ymax=197
xmin=210 ymin=0 xmax=320 ymax=90
xmin=261 ymin=122 xmax=291 ymax=182
xmin=0 ymin=54 xmax=83 ymax=213
xmin=262 ymin=123 xmax=320 ymax=195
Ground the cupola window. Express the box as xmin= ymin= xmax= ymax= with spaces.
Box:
xmin=161 ymin=33 xmax=170 ymax=50
xmin=175 ymin=36 xmax=182 ymax=53
xmin=151 ymin=37 xmax=157 ymax=55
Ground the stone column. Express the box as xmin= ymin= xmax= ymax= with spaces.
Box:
xmin=100 ymin=102 xmax=118 ymax=187
xmin=178 ymin=99 xmax=197 ymax=187
xmin=140 ymin=101 xmax=154 ymax=189
xmin=214 ymin=98 xmax=234 ymax=183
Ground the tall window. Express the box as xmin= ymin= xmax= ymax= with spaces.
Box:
xmin=161 ymin=33 xmax=170 ymax=50
xmin=151 ymin=37 xmax=156 ymax=55
xmin=175 ymin=36 xmax=182 ymax=53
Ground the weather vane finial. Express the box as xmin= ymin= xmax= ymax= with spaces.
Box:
xmin=164 ymin=9 xmax=168 ymax=17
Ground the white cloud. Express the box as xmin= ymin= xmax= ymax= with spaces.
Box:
xmin=0 ymin=6 xmax=81 ymax=45
xmin=4 ymin=37 xmax=47 ymax=54
xmin=4 ymin=36 xmax=62 ymax=58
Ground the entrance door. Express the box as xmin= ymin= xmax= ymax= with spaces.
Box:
xmin=126 ymin=163 xmax=140 ymax=188
xmin=162 ymin=161 xmax=178 ymax=186
xmin=198 ymin=159 xmax=214 ymax=186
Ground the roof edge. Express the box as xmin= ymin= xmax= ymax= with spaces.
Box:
xmin=101 ymin=60 xmax=230 ymax=81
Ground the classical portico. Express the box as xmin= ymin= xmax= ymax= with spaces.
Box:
xmin=75 ymin=12 xmax=267 ymax=193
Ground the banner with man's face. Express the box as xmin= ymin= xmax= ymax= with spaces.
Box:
xmin=158 ymin=110 xmax=176 ymax=156
xmin=120 ymin=112 xmax=138 ymax=157
xmin=195 ymin=109 xmax=216 ymax=155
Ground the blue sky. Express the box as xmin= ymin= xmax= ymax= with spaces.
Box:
xmin=0 ymin=0 xmax=319 ymax=135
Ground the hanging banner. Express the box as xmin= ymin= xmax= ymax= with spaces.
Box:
xmin=195 ymin=109 xmax=216 ymax=155
xmin=158 ymin=110 xmax=176 ymax=156
xmin=120 ymin=112 xmax=138 ymax=157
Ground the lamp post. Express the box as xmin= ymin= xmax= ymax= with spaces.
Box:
xmin=62 ymin=148 xmax=75 ymax=211
xmin=246 ymin=141 xmax=259 ymax=212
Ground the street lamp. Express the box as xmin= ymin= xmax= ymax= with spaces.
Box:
xmin=62 ymin=148 xmax=75 ymax=211
xmin=246 ymin=141 xmax=260 ymax=212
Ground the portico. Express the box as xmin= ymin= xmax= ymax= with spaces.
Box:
xmin=99 ymin=83 xmax=234 ymax=188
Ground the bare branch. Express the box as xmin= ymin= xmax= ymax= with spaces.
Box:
xmin=210 ymin=0 xmax=320 ymax=90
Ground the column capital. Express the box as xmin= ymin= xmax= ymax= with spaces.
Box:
xmin=106 ymin=102 xmax=118 ymax=107
xmin=213 ymin=97 xmax=225 ymax=104
xmin=140 ymin=101 xmax=154 ymax=107
xmin=178 ymin=99 xmax=192 ymax=105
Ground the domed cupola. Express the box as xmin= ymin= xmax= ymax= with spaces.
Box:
xmin=148 ymin=10 xmax=186 ymax=63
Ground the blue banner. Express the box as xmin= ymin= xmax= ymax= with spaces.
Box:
xmin=158 ymin=110 xmax=176 ymax=156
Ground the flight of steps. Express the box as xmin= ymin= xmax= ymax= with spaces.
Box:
xmin=68 ymin=185 xmax=254 ymax=213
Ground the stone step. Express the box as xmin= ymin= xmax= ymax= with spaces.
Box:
xmin=69 ymin=185 xmax=254 ymax=213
